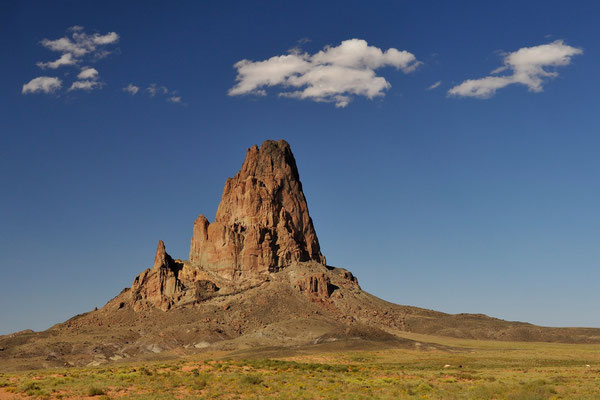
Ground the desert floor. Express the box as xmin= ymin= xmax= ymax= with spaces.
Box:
xmin=1 ymin=331 xmax=599 ymax=399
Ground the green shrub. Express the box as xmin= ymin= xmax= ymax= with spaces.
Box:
xmin=242 ymin=374 xmax=263 ymax=385
xmin=87 ymin=386 xmax=106 ymax=396
xmin=191 ymin=375 xmax=209 ymax=390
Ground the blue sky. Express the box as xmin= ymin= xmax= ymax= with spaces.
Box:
xmin=1 ymin=0 xmax=599 ymax=334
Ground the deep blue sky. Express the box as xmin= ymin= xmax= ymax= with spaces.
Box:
xmin=1 ymin=0 xmax=599 ymax=334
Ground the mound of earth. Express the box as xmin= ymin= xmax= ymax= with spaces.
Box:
xmin=2 ymin=139 xmax=599 ymax=371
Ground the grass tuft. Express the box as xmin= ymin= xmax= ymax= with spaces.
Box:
xmin=87 ymin=386 xmax=106 ymax=396
xmin=242 ymin=374 xmax=263 ymax=385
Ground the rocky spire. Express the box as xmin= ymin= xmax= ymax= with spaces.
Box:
xmin=131 ymin=240 xmax=185 ymax=311
xmin=190 ymin=139 xmax=325 ymax=280
xmin=153 ymin=240 xmax=171 ymax=270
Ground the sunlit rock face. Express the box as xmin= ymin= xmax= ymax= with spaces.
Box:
xmin=189 ymin=140 xmax=325 ymax=280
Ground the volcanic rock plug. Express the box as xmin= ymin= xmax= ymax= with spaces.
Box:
xmin=129 ymin=139 xmax=330 ymax=311
xmin=190 ymin=140 xmax=325 ymax=280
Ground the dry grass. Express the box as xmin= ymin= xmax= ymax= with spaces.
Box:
xmin=1 ymin=334 xmax=599 ymax=399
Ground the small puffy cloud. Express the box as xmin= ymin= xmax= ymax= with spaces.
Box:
xmin=22 ymin=76 xmax=62 ymax=94
xmin=36 ymin=53 xmax=77 ymax=69
xmin=427 ymin=81 xmax=441 ymax=90
xmin=449 ymin=40 xmax=582 ymax=98
xmin=168 ymin=96 xmax=182 ymax=103
xmin=229 ymin=38 xmax=420 ymax=107
xmin=77 ymin=67 xmax=98 ymax=80
xmin=123 ymin=84 xmax=139 ymax=95
xmin=68 ymin=80 xmax=101 ymax=91
xmin=69 ymin=67 xmax=102 ymax=91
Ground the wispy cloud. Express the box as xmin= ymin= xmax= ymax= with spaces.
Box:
xmin=229 ymin=38 xmax=421 ymax=107
xmin=147 ymin=84 xmax=168 ymax=97
xmin=40 ymin=30 xmax=119 ymax=59
xmin=448 ymin=40 xmax=583 ymax=99
xmin=123 ymin=83 xmax=184 ymax=104
xmin=123 ymin=84 xmax=139 ymax=95
xmin=22 ymin=27 xmax=179 ymax=103
xmin=68 ymin=80 xmax=101 ymax=91
xmin=427 ymin=81 xmax=441 ymax=90
xmin=22 ymin=77 xmax=62 ymax=94
xmin=36 ymin=53 xmax=77 ymax=69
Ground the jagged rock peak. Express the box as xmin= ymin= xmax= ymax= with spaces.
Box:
xmin=131 ymin=240 xmax=185 ymax=311
xmin=153 ymin=240 xmax=172 ymax=270
xmin=190 ymin=139 xmax=326 ymax=280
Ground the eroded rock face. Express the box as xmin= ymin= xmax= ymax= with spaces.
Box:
xmin=295 ymin=272 xmax=336 ymax=299
xmin=131 ymin=241 xmax=185 ymax=311
xmin=129 ymin=140 xmax=328 ymax=312
xmin=130 ymin=241 xmax=221 ymax=311
xmin=190 ymin=140 xmax=326 ymax=280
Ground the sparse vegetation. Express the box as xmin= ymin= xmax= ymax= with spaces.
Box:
xmin=241 ymin=373 xmax=263 ymax=385
xmin=87 ymin=386 xmax=106 ymax=396
xmin=1 ymin=336 xmax=599 ymax=399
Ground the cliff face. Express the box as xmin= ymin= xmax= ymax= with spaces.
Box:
xmin=130 ymin=241 xmax=185 ymax=311
xmin=129 ymin=140 xmax=330 ymax=311
xmin=131 ymin=241 xmax=220 ymax=311
xmin=189 ymin=140 xmax=325 ymax=280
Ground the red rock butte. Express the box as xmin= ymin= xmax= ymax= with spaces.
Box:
xmin=189 ymin=139 xmax=325 ymax=280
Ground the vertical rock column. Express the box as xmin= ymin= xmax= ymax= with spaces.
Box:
xmin=189 ymin=140 xmax=326 ymax=280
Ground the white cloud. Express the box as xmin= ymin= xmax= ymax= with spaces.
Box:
xmin=427 ymin=80 xmax=442 ymax=90
xmin=24 ymin=27 xmax=120 ymax=96
xmin=147 ymin=83 xmax=169 ymax=97
xmin=141 ymin=83 xmax=184 ymax=103
xmin=123 ymin=84 xmax=139 ymax=95
xmin=68 ymin=80 xmax=101 ymax=91
xmin=229 ymin=38 xmax=420 ymax=107
xmin=448 ymin=40 xmax=583 ymax=98
xmin=91 ymin=32 xmax=119 ymax=45
xmin=22 ymin=76 xmax=62 ymax=94
xmin=36 ymin=53 xmax=77 ymax=69
xmin=77 ymin=67 xmax=98 ymax=80
xmin=40 ymin=28 xmax=119 ymax=60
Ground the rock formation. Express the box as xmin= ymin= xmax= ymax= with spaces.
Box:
xmin=5 ymin=139 xmax=600 ymax=372
xmin=129 ymin=140 xmax=329 ymax=311
xmin=189 ymin=139 xmax=325 ymax=280
xmin=131 ymin=241 xmax=185 ymax=311
xmin=295 ymin=272 xmax=335 ymax=299
xmin=131 ymin=241 xmax=221 ymax=311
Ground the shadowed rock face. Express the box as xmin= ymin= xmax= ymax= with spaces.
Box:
xmin=189 ymin=139 xmax=325 ymax=280
xmin=131 ymin=241 xmax=185 ymax=311
xmin=131 ymin=241 xmax=221 ymax=311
